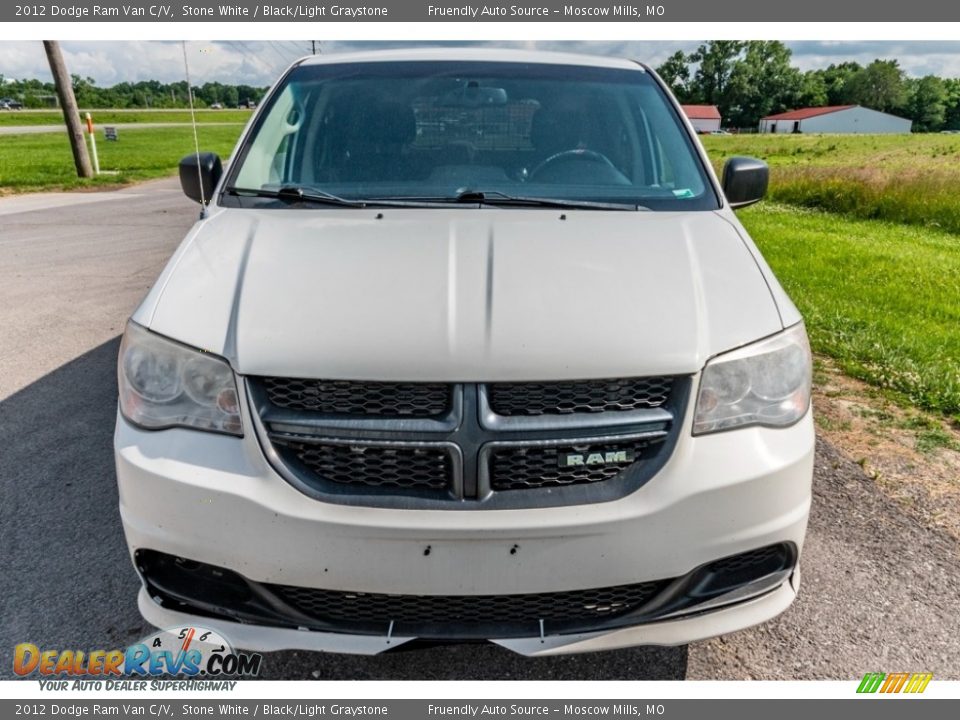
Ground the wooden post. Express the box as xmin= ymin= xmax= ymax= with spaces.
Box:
xmin=42 ymin=41 xmax=93 ymax=179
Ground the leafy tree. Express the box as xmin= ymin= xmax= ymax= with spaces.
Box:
xmin=943 ymin=78 xmax=960 ymax=130
xmin=688 ymin=41 xmax=745 ymax=106
xmin=906 ymin=75 xmax=947 ymax=131
xmin=0 ymin=75 xmax=268 ymax=111
xmin=222 ymin=86 xmax=239 ymax=108
xmin=725 ymin=41 xmax=802 ymax=127
xmin=656 ymin=50 xmax=691 ymax=101
xmin=796 ymin=71 xmax=829 ymax=109
xmin=811 ymin=62 xmax=863 ymax=106
xmin=843 ymin=59 xmax=908 ymax=112
xmin=70 ymin=74 xmax=98 ymax=106
xmin=236 ymin=84 xmax=264 ymax=107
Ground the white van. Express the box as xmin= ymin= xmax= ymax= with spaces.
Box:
xmin=115 ymin=49 xmax=813 ymax=656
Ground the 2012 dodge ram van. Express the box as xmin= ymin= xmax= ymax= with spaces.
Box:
xmin=115 ymin=49 xmax=814 ymax=656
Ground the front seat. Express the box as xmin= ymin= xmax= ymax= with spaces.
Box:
xmin=334 ymin=95 xmax=417 ymax=183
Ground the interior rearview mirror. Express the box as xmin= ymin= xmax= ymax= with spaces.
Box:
xmin=439 ymin=81 xmax=508 ymax=107
xmin=179 ymin=152 xmax=223 ymax=205
xmin=722 ymin=156 xmax=769 ymax=209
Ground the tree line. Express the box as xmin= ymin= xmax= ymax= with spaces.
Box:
xmin=0 ymin=75 xmax=268 ymax=110
xmin=657 ymin=41 xmax=960 ymax=131
xmin=3 ymin=43 xmax=960 ymax=130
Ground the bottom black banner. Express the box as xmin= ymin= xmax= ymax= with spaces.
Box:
xmin=1 ymin=699 xmax=955 ymax=720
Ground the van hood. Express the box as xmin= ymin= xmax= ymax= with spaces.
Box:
xmin=141 ymin=208 xmax=783 ymax=380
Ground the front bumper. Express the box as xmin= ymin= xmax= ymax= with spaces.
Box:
xmin=137 ymin=567 xmax=799 ymax=656
xmin=115 ymin=398 xmax=814 ymax=654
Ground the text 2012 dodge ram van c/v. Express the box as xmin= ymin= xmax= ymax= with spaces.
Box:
xmin=115 ymin=49 xmax=813 ymax=655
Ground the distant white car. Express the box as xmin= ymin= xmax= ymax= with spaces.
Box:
xmin=209 ymin=102 xmax=223 ymax=110
xmin=115 ymin=49 xmax=813 ymax=656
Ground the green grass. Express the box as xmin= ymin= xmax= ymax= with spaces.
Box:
xmin=702 ymin=134 xmax=960 ymax=234
xmin=739 ymin=203 xmax=960 ymax=419
xmin=0 ymin=109 xmax=252 ymax=126
xmin=701 ymin=133 xmax=960 ymax=171
xmin=0 ymin=125 xmax=243 ymax=193
xmin=898 ymin=415 xmax=960 ymax=453
xmin=704 ymin=135 xmax=960 ymax=419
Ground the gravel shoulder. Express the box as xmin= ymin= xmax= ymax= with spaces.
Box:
xmin=688 ymin=437 xmax=959 ymax=679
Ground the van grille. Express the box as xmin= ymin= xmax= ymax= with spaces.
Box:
xmin=488 ymin=437 xmax=661 ymax=491
xmin=275 ymin=440 xmax=454 ymax=492
xmin=488 ymin=377 xmax=673 ymax=416
xmin=260 ymin=378 xmax=450 ymax=417
xmin=250 ymin=377 xmax=687 ymax=508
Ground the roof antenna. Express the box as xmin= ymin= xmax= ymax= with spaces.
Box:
xmin=182 ymin=41 xmax=207 ymax=218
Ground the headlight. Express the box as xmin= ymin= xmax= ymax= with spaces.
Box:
xmin=693 ymin=323 xmax=811 ymax=435
xmin=117 ymin=321 xmax=242 ymax=436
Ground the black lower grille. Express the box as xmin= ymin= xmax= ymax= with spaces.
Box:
xmin=278 ymin=441 xmax=453 ymax=492
xmin=698 ymin=543 xmax=793 ymax=594
xmin=136 ymin=542 xmax=795 ymax=640
xmin=489 ymin=377 xmax=674 ymax=416
xmin=258 ymin=378 xmax=451 ymax=417
xmin=268 ymin=580 xmax=667 ymax=633
xmin=488 ymin=437 xmax=659 ymax=491
xmin=709 ymin=544 xmax=788 ymax=574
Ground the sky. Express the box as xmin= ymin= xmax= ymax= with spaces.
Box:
xmin=3 ymin=40 xmax=960 ymax=87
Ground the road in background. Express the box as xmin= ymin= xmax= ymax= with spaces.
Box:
xmin=1 ymin=180 xmax=957 ymax=680
xmin=0 ymin=123 xmax=245 ymax=135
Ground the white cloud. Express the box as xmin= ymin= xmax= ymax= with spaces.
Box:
xmin=2 ymin=40 xmax=960 ymax=86
xmin=0 ymin=40 xmax=309 ymax=86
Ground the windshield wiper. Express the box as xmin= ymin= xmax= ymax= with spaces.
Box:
xmin=366 ymin=190 xmax=642 ymax=210
xmin=450 ymin=189 xmax=645 ymax=211
xmin=226 ymin=186 xmax=454 ymax=209
xmin=225 ymin=186 xmax=368 ymax=208
xmin=226 ymin=186 xmax=644 ymax=211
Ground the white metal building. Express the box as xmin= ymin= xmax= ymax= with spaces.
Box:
xmin=681 ymin=105 xmax=722 ymax=133
xmin=758 ymin=105 xmax=912 ymax=134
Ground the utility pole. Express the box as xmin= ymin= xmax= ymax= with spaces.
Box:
xmin=42 ymin=40 xmax=92 ymax=179
xmin=311 ymin=40 xmax=317 ymax=55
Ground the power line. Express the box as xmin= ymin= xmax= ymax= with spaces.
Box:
xmin=279 ymin=41 xmax=309 ymax=60
xmin=267 ymin=41 xmax=296 ymax=67
xmin=221 ymin=40 xmax=308 ymax=78
xmin=224 ymin=41 xmax=265 ymax=68
xmin=226 ymin=40 xmax=286 ymax=75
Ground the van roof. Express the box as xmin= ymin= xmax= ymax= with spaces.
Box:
xmin=296 ymin=48 xmax=646 ymax=71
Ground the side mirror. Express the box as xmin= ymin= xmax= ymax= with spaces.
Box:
xmin=722 ymin=156 xmax=769 ymax=209
xmin=179 ymin=152 xmax=223 ymax=205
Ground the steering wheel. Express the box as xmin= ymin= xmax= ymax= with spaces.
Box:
xmin=529 ymin=148 xmax=619 ymax=181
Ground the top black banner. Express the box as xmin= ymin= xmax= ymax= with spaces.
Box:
xmin=6 ymin=0 xmax=960 ymax=22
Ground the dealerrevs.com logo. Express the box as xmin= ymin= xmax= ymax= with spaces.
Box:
xmin=14 ymin=626 xmax=263 ymax=686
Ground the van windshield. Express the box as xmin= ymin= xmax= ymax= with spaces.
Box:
xmin=225 ymin=60 xmax=719 ymax=210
